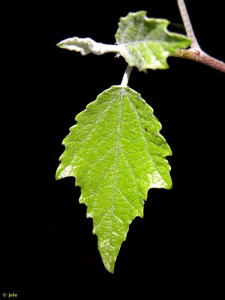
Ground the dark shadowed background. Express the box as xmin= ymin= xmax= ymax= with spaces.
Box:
xmin=1 ymin=0 xmax=224 ymax=299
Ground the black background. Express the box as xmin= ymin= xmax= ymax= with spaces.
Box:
xmin=1 ymin=0 xmax=224 ymax=299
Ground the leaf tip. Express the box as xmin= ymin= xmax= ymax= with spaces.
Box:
xmin=56 ymin=41 xmax=63 ymax=48
xmin=103 ymin=260 xmax=115 ymax=274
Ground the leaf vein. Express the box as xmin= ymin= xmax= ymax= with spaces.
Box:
xmin=126 ymin=92 xmax=162 ymax=180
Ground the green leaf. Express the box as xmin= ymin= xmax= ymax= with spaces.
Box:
xmin=56 ymin=86 xmax=172 ymax=273
xmin=115 ymin=11 xmax=191 ymax=71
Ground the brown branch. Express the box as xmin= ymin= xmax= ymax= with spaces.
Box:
xmin=176 ymin=0 xmax=225 ymax=73
xmin=177 ymin=0 xmax=199 ymax=48
xmin=175 ymin=48 xmax=225 ymax=73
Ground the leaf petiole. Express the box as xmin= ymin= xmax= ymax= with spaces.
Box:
xmin=120 ymin=65 xmax=133 ymax=87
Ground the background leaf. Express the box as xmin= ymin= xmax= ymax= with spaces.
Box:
xmin=57 ymin=11 xmax=191 ymax=71
xmin=56 ymin=86 xmax=172 ymax=273
xmin=115 ymin=11 xmax=191 ymax=71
